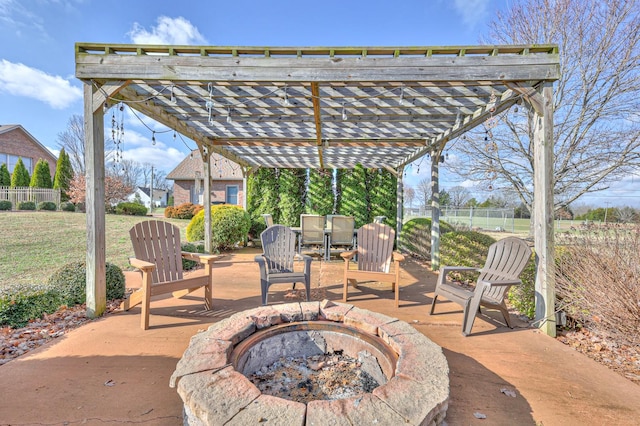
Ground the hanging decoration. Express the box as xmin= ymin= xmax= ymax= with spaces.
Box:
xmin=111 ymin=102 xmax=125 ymax=169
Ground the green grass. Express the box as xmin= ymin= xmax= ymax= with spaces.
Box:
xmin=0 ymin=211 xmax=190 ymax=289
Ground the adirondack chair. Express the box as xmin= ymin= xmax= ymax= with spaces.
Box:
xmin=341 ymin=223 xmax=405 ymax=307
xmin=121 ymin=220 xmax=221 ymax=330
xmin=262 ymin=213 xmax=274 ymax=227
xmin=430 ymin=236 xmax=532 ymax=336
xmin=255 ymin=225 xmax=312 ymax=305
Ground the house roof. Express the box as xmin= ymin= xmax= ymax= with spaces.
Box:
xmin=0 ymin=124 xmax=58 ymax=162
xmin=166 ymin=150 xmax=243 ymax=180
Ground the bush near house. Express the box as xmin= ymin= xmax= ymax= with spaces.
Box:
xmin=60 ymin=201 xmax=76 ymax=212
xmin=186 ymin=205 xmax=251 ymax=251
xmin=37 ymin=201 xmax=57 ymax=211
xmin=0 ymin=201 xmax=11 ymax=211
xmin=164 ymin=203 xmax=203 ymax=220
xmin=17 ymin=201 xmax=36 ymax=211
xmin=115 ymin=202 xmax=147 ymax=216
xmin=181 ymin=242 xmax=206 ymax=270
xmin=0 ymin=283 xmax=63 ymax=328
xmin=47 ymin=261 xmax=125 ymax=306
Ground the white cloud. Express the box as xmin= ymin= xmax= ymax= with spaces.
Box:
xmin=0 ymin=59 xmax=82 ymax=109
xmin=452 ymin=0 xmax=490 ymax=28
xmin=128 ymin=16 xmax=207 ymax=45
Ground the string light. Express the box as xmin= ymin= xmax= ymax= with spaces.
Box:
xmin=170 ymin=85 xmax=176 ymax=104
xmin=283 ymin=86 xmax=290 ymax=106
xmin=341 ymin=103 xmax=347 ymax=121
xmin=151 ymin=131 xmax=156 ymax=145
xmin=226 ymin=107 xmax=233 ymax=124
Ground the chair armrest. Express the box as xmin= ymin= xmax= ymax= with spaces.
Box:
xmin=181 ymin=252 xmax=224 ymax=265
xmin=479 ymin=279 xmax=522 ymax=287
xmin=340 ymin=250 xmax=357 ymax=261
xmin=129 ymin=257 xmax=155 ymax=272
xmin=296 ymin=253 xmax=313 ymax=273
xmin=392 ymin=251 xmax=405 ymax=262
xmin=440 ymin=266 xmax=480 ymax=274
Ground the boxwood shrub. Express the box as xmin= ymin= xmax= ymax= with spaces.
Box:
xmin=0 ymin=283 xmax=63 ymax=328
xmin=37 ymin=201 xmax=57 ymax=211
xmin=115 ymin=202 xmax=147 ymax=216
xmin=60 ymin=201 xmax=76 ymax=212
xmin=186 ymin=205 xmax=251 ymax=251
xmin=17 ymin=201 xmax=36 ymax=210
xmin=47 ymin=261 xmax=126 ymax=306
xmin=181 ymin=242 xmax=206 ymax=270
xmin=0 ymin=200 xmax=11 ymax=211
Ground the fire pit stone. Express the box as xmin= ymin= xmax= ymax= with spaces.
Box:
xmin=171 ymin=300 xmax=449 ymax=425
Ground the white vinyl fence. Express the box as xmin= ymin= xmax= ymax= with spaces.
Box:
xmin=0 ymin=186 xmax=61 ymax=210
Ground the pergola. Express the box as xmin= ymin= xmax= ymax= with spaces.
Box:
xmin=75 ymin=43 xmax=559 ymax=336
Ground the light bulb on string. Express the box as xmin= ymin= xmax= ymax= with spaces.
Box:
xmin=151 ymin=131 xmax=156 ymax=145
xmin=341 ymin=103 xmax=347 ymax=121
xmin=170 ymin=85 xmax=176 ymax=103
xmin=226 ymin=107 xmax=233 ymax=124
xmin=283 ymin=86 xmax=290 ymax=106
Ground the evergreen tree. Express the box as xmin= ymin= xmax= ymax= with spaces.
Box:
xmin=247 ymin=167 xmax=279 ymax=235
xmin=306 ymin=168 xmax=334 ymax=215
xmin=337 ymin=164 xmax=369 ymax=228
xmin=10 ymin=158 xmax=30 ymax=187
xmin=30 ymin=159 xmax=53 ymax=188
xmin=369 ymin=168 xmax=397 ymax=229
xmin=278 ymin=168 xmax=306 ymax=226
xmin=53 ymin=148 xmax=74 ymax=201
xmin=0 ymin=163 xmax=10 ymax=186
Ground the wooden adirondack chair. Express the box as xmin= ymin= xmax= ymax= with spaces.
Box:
xmin=255 ymin=225 xmax=312 ymax=305
xmin=430 ymin=236 xmax=532 ymax=336
xmin=121 ymin=220 xmax=221 ymax=330
xmin=341 ymin=223 xmax=405 ymax=307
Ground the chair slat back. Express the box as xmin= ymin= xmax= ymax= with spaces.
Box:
xmin=130 ymin=220 xmax=184 ymax=284
xmin=356 ymin=223 xmax=395 ymax=273
xmin=478 ymin=237 xmax=531 ymax=301
xmin=301 ymin=214 xmax=325 ymax=244
xmin=261 ymin=225 xmax=297 ymax=273
xmin=262 ymin=214 xmax=274 ymax=227
xmin=330 ymin=216 xmax=355 ymax=245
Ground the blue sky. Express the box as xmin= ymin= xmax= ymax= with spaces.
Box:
xmin=1 ymin=0 xmax=635 ymax=208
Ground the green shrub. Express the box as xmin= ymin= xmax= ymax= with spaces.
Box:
xmin=0 ymin=283 xmax=63 ymax=328
xmin=507 ymin=251 xmax=536 ymax=319
xmin=47 ymin=261 xmax=125 ymax=306
xmin=60 ymin=201 xmax=76 ymax=212
xmin=0 ymin=200 xmax=11 ymax=211
xmin=181 ymin=242 xmax=206 ymax=270
xmin=186 ymin=205 xmax=251 ymax=251
xmin=17 ymin=201 xmax=36 ymax=210
xmin=398 ymin=218 xmax=454 ymax=257
xmin=37 ymin=201 xmax=57 ymax=211
xmin=438 ymin=231 xmax=497 ymax=284
xmin=115 ymin=202 xmax=147 ymax=216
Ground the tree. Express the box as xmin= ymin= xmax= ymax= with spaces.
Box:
xmin=416 ymin=178 xmax=432 ymax=210
xmin=369 ymin=168 xmax=397 ymax=227
xmin=10 ymin=158 xmax=30 ymax=187
xmin=57 ymin=115 xmax=86 ymax=175
xmin=448 ymin=185 xmax=471 ymax=208
xmin=337 ymin=165 xmax=369 ymax=228
xmin=68 ymin=174 xmax=132 ymax=207
xmin=53 ymin=148 xmax=74 ymax=202
xmin=109 ymin=159 xmax=143 ymax=189
xmin=616 ymin=206 xmax=639 ymax=223
xmin=277 ymin=168 xmax=306 ymax=226
xmin=404 ymin=185 xmax=415 ymax=209
xmin=30 ymin=159 xmax=53 ymax=188
xmin=247 ymin=167 xmax=279 ymax=234
xmin=0 ymin=163 xmax=10 ymax=186
xmin=452 ymin=0 xmax=640 ymax=213
xmin=306 ymin=168 xmax=334 ymax=215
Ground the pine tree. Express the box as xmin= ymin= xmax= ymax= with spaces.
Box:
xmin=369 ymin=168 xmax=397 ymax=229
xmin=0 ymin=163 xmax=10 ymax=186
xmin=306 ymin=168 xmax=334 ymax=215
xmin=30 ymin=159 xmax=53 ymax=188
xmin=10 ymin=158 xmax=30 ymax=187
xmin=247 ymin=167 xmax=279 ymax=235
xmin=278 ymin=168 xmax=306 ymax=226
xmin=53 ymin=148 xmax=74 ymax=201
xmin=337 ymin=164 xmax=369 ymax=228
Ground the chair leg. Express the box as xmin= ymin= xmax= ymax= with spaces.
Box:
xmin=429 ymin=294 xmax=439 ymax=315
xmin=141 ymin=272 xmax=152 ymax=330
xmin=496 ymin=304 xmax=514 ymax=328
xmin=261 ymin=279 xmax=269 ymax=306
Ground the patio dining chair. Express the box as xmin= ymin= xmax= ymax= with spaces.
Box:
xmin=341 ymin=222 xmax=405 ymax=307
xmin=326 ymin=215 xmax=355 ymax=260
xmin=121 ymin=220 xmax=222 ymax=330
xmin=299 ymin=214 xmax=326 ymax=257
xmin=429 ymin=236 xmax=532 ymax=336
xmin=255 ymin=225 xmax=312 ymax=305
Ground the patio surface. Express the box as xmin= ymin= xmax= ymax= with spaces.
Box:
xmin=1 ymin=247 xmax=639 ymax=425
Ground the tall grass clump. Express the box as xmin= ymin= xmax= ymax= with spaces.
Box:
xmin=555 ymin=225 xmax=640 ymax=345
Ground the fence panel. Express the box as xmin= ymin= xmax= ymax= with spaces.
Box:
xmin=404 ymin=206 xmax=515 ymax=232
xmin=0 ymin=187 xmax=61 ymax=210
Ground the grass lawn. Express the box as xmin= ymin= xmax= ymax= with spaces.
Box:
xmin=0 ymin=211 xmax=190 ymax=289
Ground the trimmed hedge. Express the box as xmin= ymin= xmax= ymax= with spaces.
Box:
xmin=115 ymin=202 xmax=147 ymax=216
xmin=37 ymin=201 xmax=57 ymax=211
xmin=165 ymin=203 xmax=203 ymax=220
xmin=17 ymin=201 xmax=36 ymax=210
xmin=0 ymin=283 xmax=63 ymax=328
xmin=186 ymin=205 xmax=251 ymax=251
xmin=0 ymin=200 xmax=11 ymax=211
xmin=47 ymin=261 xmax=125 ymax=306
xmin=60 ymin=201 xmax=76 ymax=212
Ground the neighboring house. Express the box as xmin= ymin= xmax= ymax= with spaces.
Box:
xmin=0 ymin=124 xmax=57 ymax=177
xmin=127 ymin=186 xmax=170 ymax=208
xmin=167 ymin=150 xmax=244 ymax=206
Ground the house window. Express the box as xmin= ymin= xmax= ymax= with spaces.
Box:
xmin=5 ymin=155 xmax=32 ymax=174
xmin=226 ymin=185 xmax=238 ymax=205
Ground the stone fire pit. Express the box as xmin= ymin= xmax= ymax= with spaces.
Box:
xmin=170 ymin=300 xmax=449 ymax=425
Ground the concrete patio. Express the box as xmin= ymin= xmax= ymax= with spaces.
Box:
xmin=1 ymin=247 xmax=639 ymax=425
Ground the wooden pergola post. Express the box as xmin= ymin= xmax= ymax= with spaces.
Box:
xmin=430 ymin=150 xmax=442 ymax=271
xmin=84 ymin=83 xmax=106 ymax=318
xmin=200 ymin=143 xmax=212 ymax=254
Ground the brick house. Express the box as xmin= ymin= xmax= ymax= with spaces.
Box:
xmin=167 ymin=150 xmax=244 ymax=207
xmin=0 ymin=125 xmax=57 ymax=177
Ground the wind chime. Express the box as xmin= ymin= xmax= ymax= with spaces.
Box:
xmin=111 ymin=103 xmax=125 ymax=171
xmin=484 ymin=91 xmax=499 ymax=191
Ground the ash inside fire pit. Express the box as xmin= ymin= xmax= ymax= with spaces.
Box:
xmin=247 ymin=350 xmax=381 ymax=404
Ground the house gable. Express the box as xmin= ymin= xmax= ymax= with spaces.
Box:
xmin=0 ymin=125 xmax=58 ymax=176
